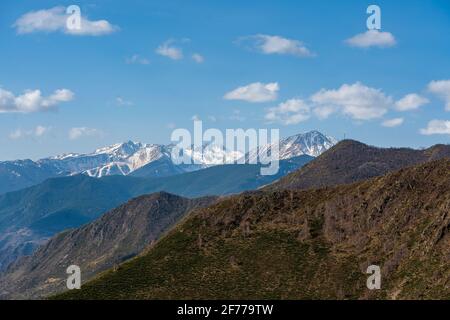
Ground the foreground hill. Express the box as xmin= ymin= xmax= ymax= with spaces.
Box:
xmin=0 ymin=192 xmax=216 ymax=299
xmin=267 ymin=140 xmax=450 ymax=191
xmin=0 ymin=155 xmax=312 ymax=271
xmin=54 ymin=159 xmax=450 ymax=300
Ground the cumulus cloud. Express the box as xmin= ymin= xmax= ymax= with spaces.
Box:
xmin=346 ymin=30 xmax=396 ymax=48
xmin=0 ymin=88 xmax=74 ymax=113
xmin=9 ymin=125 xmax=51 ymax=139
xmin=224 ymin=82 xmax=279 ymax=103
xmin=125 ymin=54 xmax=149 ymax=65
xmin=13 ymin=6 xmax=118 ymax=36
xmin=156 ymin=40 xmax=183 ymax=60
xmin=192 ymin=53 xmax=204 ymax=63
xmin=395 ymin=93 xmax=429 ymax=111
xmin=420 ymin=120 xmax=450 ymax=135
xmin=310 ymin=82 xmax=392 ymax=120
xmin=428 ymin=80 xmax=450 ymax=111
xmin=382 ymin=118 xmax=404 ymax=128
xmin=313 ymin=105 xmax=338 ymax=120
xmin=265 ymin=99 xmax=310 ymax=125
xmin=239 ymin=34 xmax=314 ymax=57
xmin=69 ymin=127 xmax=102 ymax=140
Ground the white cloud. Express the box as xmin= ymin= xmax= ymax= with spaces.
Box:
xmin=224 ymin=82 xmax=279 ymax=103
xmin=420 ymin=120 xmax=450 ymax=135
xmin=428 ymin=80 xmax=450 ymax=111
xmin=240 ymin=34 xmax=314 ymax=57
xmin=192 ymin=53 xmax=204 ymax=63
xmin=116 ymin=97 xmax=133 ymax=107
xmin=156 ymin=40 xmax=183 ymax=60
xmin=125 ymin=54 xmax=149 ymax=65
xmin=382 ymin=118 xmax=404 ymax=127
xmin=395 ymin=93 xmax=429 ymax=111
xmin=265 ymin=99 xmax=310 ymax=125
xmin=346 ymin=30 xmax=396 ymax=48
xmin=310 ymin=82 xmax=392 ymax=120
xmin=313 ymin=105 xmax=337 ymax=120
xmin=9 ymin=125 xmax=51 ymax=139
xmin=14 ymin=6 xmax=117 ymax=36
xmin=0 ymin=88 xmax=74 ymax=113
xmin=69 ymin=127 xmax=102 ymax=140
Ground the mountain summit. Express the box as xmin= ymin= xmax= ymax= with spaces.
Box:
xmin=0 ymin=131 xmax=336 ymax=194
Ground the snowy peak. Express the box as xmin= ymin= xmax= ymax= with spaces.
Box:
xmin=0 ymin=130 xmax=337 ymax=183
xmin=40 ymin=141 xmax=172 ymax=178
xmin=48 ymin=130 xmax=337 ymax=177
xmin=93 ymin=140 xmax=143 ymax=158
xmin=246 ymin=130 xmax=337 ymax=163
xmin=280 ymin=131 xmax=338 ymax=158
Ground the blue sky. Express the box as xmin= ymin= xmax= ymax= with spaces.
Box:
xmin=0 ymin=0 xmax=449 ymax=160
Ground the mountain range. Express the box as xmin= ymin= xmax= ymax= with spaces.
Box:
xmin=0 ymin=155 xmax=313 ymax=271
xmin=51 ymin=158 xmax=450 ymax=300
xmin=1 ymin=139 xmax=449 ymax=299
xmin=0 ymin=131 xmax=337 ymax=195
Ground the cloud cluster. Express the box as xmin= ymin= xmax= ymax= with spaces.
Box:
xmin=395 ymin=93 xmax=429 ymax=111
xmin=223 ymin=80 xmax=449 ymax=129
xmin=224 ymin=82 xmax=279 ymax=103
xmin=0 ymin=88 xmax=74 ymax=113
xmin=14 ymin=6 xmax=117 ymax=36
xmin=239 ymin=34 xmax=314 ymax=57
xmin=262 ymin=83 xmax=393 ymax=126
xmin=265 ymin=99 xmax=310 ymax=125
xmin=345 ymin=30 xmax=396 ymax=48
xmin=420 ymin=120 xmax=450 ymax=135
xmin=311 ymin=82 xmax=392 ymax=120
xmin=428 ymin=80 xmax=450 ymax=111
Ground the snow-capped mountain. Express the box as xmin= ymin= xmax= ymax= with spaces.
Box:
xmin=245 ymin=130 xmax=338 ymax=163
xmin=0 ymin=131 xmax=337 ymax=194
xmin=41 ymin=141 xmax=173 ymax=178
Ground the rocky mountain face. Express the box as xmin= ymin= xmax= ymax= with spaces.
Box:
xmin=0 ymin=192 xmax=217 ymax=299
xmin=267 ymin=140 xmax=450 ymax=191
xmin=0 ymin=131 xmax=336 ymax=195
xmin=52 ymin=159 xmax=450 ymax=300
